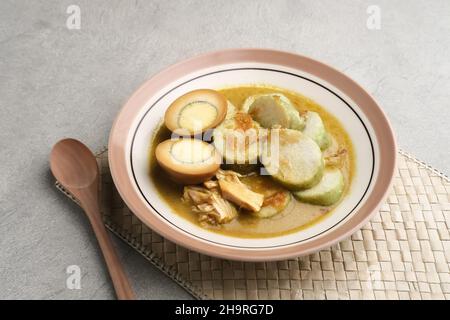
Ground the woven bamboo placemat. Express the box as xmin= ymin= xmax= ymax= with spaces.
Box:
xmin=56 ymin=150 xmax=450 ymax=300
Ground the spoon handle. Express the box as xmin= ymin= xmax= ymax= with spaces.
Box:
xmin=83 ymin=200 xmax=136 ymax=300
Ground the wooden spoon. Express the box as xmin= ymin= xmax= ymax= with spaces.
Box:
xmin=50 ymin=138 xmax=135 ymax=300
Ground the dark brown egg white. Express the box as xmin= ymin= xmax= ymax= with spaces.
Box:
xmin=164 ymin=89 xmax=228 ymax=136
xmin=155 ymin=138 xmax=221 ymax=184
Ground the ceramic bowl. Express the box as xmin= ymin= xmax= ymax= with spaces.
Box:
xmin=108 ymin=49 xmax=396 ymax=261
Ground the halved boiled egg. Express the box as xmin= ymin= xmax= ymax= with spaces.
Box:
xmin=155 ymin=138 xmax=222 ymax=184
xmin=164 ymin=89 xmax=227 ymax=135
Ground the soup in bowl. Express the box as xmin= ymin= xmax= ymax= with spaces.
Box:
xmin=150 ymin=85 xmax=355 ymax=239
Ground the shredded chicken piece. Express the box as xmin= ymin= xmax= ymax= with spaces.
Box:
xmin=325 ymin=148 xmax=347 ymax=167
xmin=182 ymin=186 xmax=211 ymax=203
xmin=216 ymin=168 xmax=243 ymax=179
xmin=215 ymin=169 xmax=264 ymax=212
xmin=182 ymin=169 xmax=264 ymax=224
xmin=182 ymin=185 xmax=237 ymax=225
xmin=219 ymin=180 xmax=264 ymax=212
xmin=203 ymin=180 xmax=219 ymax=190
xmin=215 ymin=168 xmax=257 ymax=180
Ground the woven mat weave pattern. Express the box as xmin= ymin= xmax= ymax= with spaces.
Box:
xmin=56 ymin=150 xmax=450 ymax=300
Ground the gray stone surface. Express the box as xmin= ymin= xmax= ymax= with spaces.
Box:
xmin=0 ymin=0 xmax=449 ymax=299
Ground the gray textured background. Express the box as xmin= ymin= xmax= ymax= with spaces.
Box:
xmin=0 ymin=0 xmax=449 ymax=299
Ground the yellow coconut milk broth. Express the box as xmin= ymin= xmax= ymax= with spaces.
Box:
xmin=149 ymin=86 xmax=354 ymax=238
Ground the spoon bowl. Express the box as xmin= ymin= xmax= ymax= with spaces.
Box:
xmin=50 ymin=138 xmax=98 ymax=189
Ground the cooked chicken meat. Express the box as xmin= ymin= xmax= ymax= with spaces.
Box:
xmin=182 ymin=185 xmax=237 ymax=225
xmin=215 ymin=169 xmax=264 ymax=212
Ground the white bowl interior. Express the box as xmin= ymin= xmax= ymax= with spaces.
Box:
xmin=129 ymin=63 xmax=378 ymax=248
